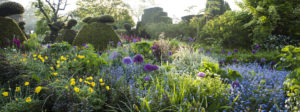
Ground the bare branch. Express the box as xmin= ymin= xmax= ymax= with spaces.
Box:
xmin=45 ymin=0 xmax=56 ymax=13
xmin=37 ymin=0 xmax=51 ymax=22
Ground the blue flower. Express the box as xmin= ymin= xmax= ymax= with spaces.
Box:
xmin=198 ymin=72 xmax=205 ymax=77
xmin=110 ymin=51 xmax=118 ymax=59
xmin=117 ymin=42 xmax=121 ymax=46
xmin=47 ymin=44 xmax=51 ymax=48
xmin=144 ymin=76 xmax=150 ymax=81
xmin=252 ymin=50 xmax=256 ymax=54
xmin=133 ymin=54 xmax=144 ymax=64
xmin=122 ymin=57 xmax=132 ymax=64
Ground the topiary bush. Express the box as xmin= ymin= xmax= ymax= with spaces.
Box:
xmin=43 ymin=21 xmax=65 ymax=43
xmin=56 ymin=19 xmax=78 ymax=44
xmin=0 ymin=2 xmax=27 ymax=48
xmin=0 ymin=2 xmax=25 ymax=17
xmin=73 ymin=22 xmax=120 ymax=51
xmin=84 ymin=15 xmax=115 ymax=24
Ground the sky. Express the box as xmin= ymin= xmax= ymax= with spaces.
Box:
xmin=10 ymin=0 xmax=241 ymax=22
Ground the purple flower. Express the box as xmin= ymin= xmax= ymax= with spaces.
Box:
xmin=255 ymin=45 xmax=260 ymax=49
xmin=144 ymin=76 xmax=150 ymax=81
xmin=110 ymin=51 xmax=118 ymax=59
xmin=261 ymin=58 xmax=266 ymax=63
xmin=228 ymin=51 xmax=232 ymax=55
xmin=252 ymin=50 xmax=256 ymax=54
xmin=232 ymin=81 xmax=240 ymax=88
xmin=109 ymin=41 xmax=114 ymax=46
xmin=133 ymin=54 xmax=144 ymax=64
xmin=270 ymin=61 xmax=276 ymax=65
xmin=169 ymin=51 xmax=172 ymax=56
xmin=144 ymin=64 xmax=159 ymax=72
xmin=222 ymin=49 xmax=226 ymax=54
xmin=151 ymin=46 xmax=157 ymax=50
xmin=206 ymin=51 xmax=211 ymax=55
xmin=117 ymin=42 xmax=121 ymax=46
xmin=47 ymin=44 xmax=51 ymax=48
xmin=82 ymin=43 xmax=86 ymax=46
xmin=13 ymin=39 xmax=20 ymax=48
xmin=73 ymin=46 xmax=77 ymax=49
xmin=198 ymin=72 xmax=205 ymax=77
xmin=234 ymin=49 xmax=238 ymax=53
xmin=122 ymin=57 xmax=132 ymax=64
xmin=189 ymin=38 xmax=195 ymax=42
xmin=133 ymin=39 xmax=138 ymax=43
xmin=200 ymin=48 xmax=204 ymax=52
xmin=233 ymin=59 xmax=238 ymax=63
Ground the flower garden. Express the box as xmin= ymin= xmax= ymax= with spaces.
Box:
xmin=0 ymin=0 xmax=300 ymax=112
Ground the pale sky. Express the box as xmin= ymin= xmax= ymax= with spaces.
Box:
xmin=10 ymin=0 xmax=241 ymax=22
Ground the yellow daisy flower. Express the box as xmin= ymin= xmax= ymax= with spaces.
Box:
xmin=24 ymin=82 xmax=29 ymax=86
xmin=35 ymin=86 xmax=42 ymax=94
xmin=2 ymin=92 xmax=8 ymax=96
xmin=26 ymin=97 xmax=31 ymax=103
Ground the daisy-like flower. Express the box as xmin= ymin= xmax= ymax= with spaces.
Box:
xmin=106 ymin=86 xmax=110 ymax=91
xmin=35 ymin=86 xmax=42 ymax=94
xmin=24 ymin=82 xmax=29 ymax=86
xmin=2 ymin=92 xmax=8 ymax=96
xmin=26 ymin=97 xmax=31 ymax=103
xmin=15 ymin=87 xmax=21 ymax=92
xmin=74 ymin=87 xmax=80 ymax=93
xmin=88 ymin=87 xmax=94 ymax=93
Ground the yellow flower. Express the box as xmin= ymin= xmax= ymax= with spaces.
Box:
xmin=38 ymin=55 xmax=42 ymax=58
xmin=34 ymin=58 xmax=37 ymax=61
xmin=56 ymin=64 xmax=60 ymax=68
xmin=74 ymin=87 xmax=80 ymax=93
xmin=71 ymin=78 xmax=75 ymax=82
xmin=91 ymin=82 xmax=96 ymax=87
xmin=65 ymin=85 xmax=68 ymax=89
xmin=2 ymin=92 xmax=8 ymax=96
xmin=84 ymin=81 xmax=91 ymax=85
xmin=60 ymin=56 xmax=67 ymax=61
xmin=15 ymin=87 xmax=20 ymax=92
xmin=77 ymin=55 xmax=85 ymax=59
xmin=99 ymin=78 xmax=103 ymax=83
xmin=51 ymin=72 xmax=58 ymax=76
xmin=56 ymin=79 xmax=59 ymax=82
xmin=106 ymin=86 xmax=110 ymax=91
xmin=87 ymin=60 xmax=90 ymax=63
xmin=24 ymin=82 xmax=29 ymax=86
xmin=56 ymin=60 xmax=60 ymax=64
xmin=45 ymin=56 xmax=48 ymax=60
xmin=50 ymin=67 xmax=54 ymax=70
xmin=73 ymin=59 xmax=77 ymax=62
xmin=70 ymin=81 xmax=76 ymax=86
xmin=20 ymin=58 xmax=27 ymax=62
xmin=86 ymin=76 xmax=93 ymax=80
xmin=88 ymin=87 xmax=94 ymax=93
xmin=15 ymin=98 xmax=18 ymax=101
xmin=100 ymin=83 xmax=105 ymax=86
xmin=79 ymin=78 xmax=83 ymax=82
xmin=33 ymin=54 xmax=37 ymax=57
xmin=26 ymin=97 xmax=31 ymax=103
xmin=35 ymin=86 xmax=42 ymax=94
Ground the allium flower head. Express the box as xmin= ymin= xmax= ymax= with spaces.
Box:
xmin=233 ymin=59 xmax=238 ymax=63
xmin=189 ymin=38 xmax=195 ymax=42
xmin=228 ymin=51 xmax=232 ymax=55
xmin=144 ymin=64 xmax=159 ymax=72
xmin=232 ymin=80 xmax=240 ymax=88
xmin=252 ymin=50 xmax=256 ymax=54
xmin=133 ymin=54 xmax=144 ymax=64
xmin=261 ymin=58 xmax=266 ymax=63
xmin=122 ymin=57 xmax=132 ymax=64
xmin=234 ymin=49 xmax=238 ymax=53
xmin=255 ymin=45 xmax=260 ymax=49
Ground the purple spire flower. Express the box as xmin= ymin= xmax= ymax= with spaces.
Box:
xmin=222 ymin=49 xmax=226 ymax=54
xmin=261 ymin=58 xmax=266 ymax=63
xmin=144 ymin=76 xmax=150 ymax=81
xmin=169 ymin=51 xmax=172 ymax=56
xmin=252 ymin=50 xmax=256 ymax=54
xmin=117 ymin=42 xmax=122 ymax=46
xmin=234 ymin=49 xmax=238 ymax=53
xmin=198 ymin=72 xmax=206 ymax=77
xmin=110 ymin=51 xmax=118 ymax=59
xmin=232 ymin=81 xmax=240 ymax=88
xmin=189 ymin=38 xmax=195 ymax=42
xmin=13 ymin=39 xmax=20 ymax=48
xmin=122 ymin=57 xmax=132 ymax=64
xmin=133 ymin=54 xmax=144 ymax=64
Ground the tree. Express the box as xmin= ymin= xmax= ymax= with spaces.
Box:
xmin=205 ymin=0 xmax=231 ymax=20
xmin=73 ymin=0 xmax=134 ymax=28
xmin=238 ymin=0 xmax=300 ymax=44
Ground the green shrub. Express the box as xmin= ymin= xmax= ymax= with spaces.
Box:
xmin=200 ymin=11 xmax=252 ymax=48
xmin=73 ymin=22 xmax=120 ymax=51
xmin=132 ymin=41 xmax=152 ymax=57
xmin=0 ymin=2 xmax=24 ymax=17
xmin=23 ymin=33 xmax=41 ymax=51
xmin=278 ymin=45 xmax=300 ymax=70
xmin=65 ymin=19 xmax=77 ymax=29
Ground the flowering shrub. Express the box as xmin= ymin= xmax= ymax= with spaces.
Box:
xmin=225 ymin=63 xmax=290 ymax=111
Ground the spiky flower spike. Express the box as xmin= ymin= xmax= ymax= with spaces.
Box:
xmin=0 ymin=2 xmax=25 ymax=17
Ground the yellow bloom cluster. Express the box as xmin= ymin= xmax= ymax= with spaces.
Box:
xmin=74 ymin=87 xmax=80 ymax=93
xmin=26 ymin=97 xmax=31 ymax=103
xmin=60 ymin=56 xmax=67 ymax=61
xmin=88 ymin=87 xmax=94 ymax=93
xmin=38 ymin=55 xmax=45 ymax=62
xmin=86 ymin=76 xmax=93 ymax=80
xmin=51 ymin=72 xmax=58 ymax=76
xmin=24 ymin=82 xmax=29 ymax=86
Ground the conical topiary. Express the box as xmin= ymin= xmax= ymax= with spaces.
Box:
xmin=0 ymin=2 xmax=27 ymax=48
xmin=73 ymin=17 xmax=120 ymax=51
